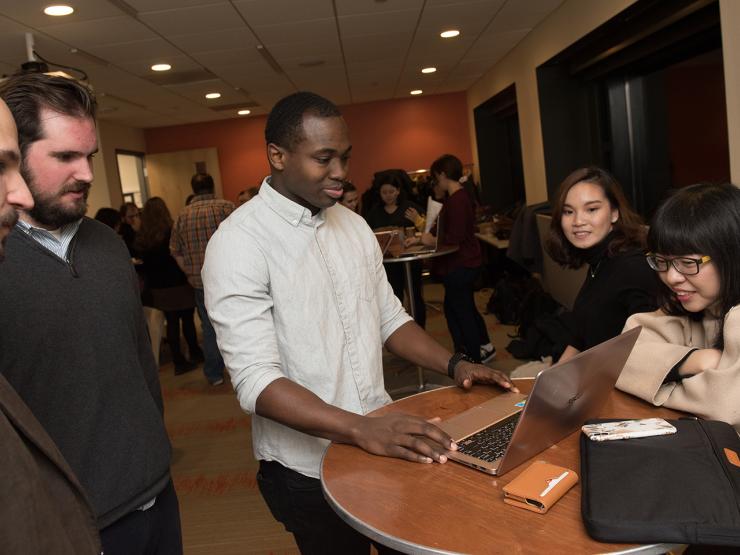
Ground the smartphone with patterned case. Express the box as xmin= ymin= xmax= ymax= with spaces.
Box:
xmin=581 ymin=418 xmax=677 ymax=441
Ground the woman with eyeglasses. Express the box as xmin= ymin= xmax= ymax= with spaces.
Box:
xmin=617 ymin=183 xmax=740 ymax=431
xmin=546 ymin=167 xmax=659 ymax=362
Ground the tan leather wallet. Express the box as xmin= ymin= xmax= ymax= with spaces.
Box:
xmin=502 ymin=460 xmax=579 ymax=514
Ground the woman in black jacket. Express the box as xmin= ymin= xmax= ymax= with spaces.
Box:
xmin=136 ymin=197 xmax=203 ymax=374
xmin=546 ymin=167 xmax=659 ymax=361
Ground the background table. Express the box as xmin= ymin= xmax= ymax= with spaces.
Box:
xmin=384 ymin=245 xmax=458 ymax=394
xmin=322 ymin=380 xmax=684 ymax=554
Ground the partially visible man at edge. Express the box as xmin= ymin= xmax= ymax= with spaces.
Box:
xmin=203 ymin=91 xmax=517 ymax=553
xmin=0 ymin=96 xmax=101 ymax=554
xmin=0 ymin=72 xmax=182 ymax=554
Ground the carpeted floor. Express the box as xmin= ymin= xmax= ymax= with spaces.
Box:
xmin=158 ymin=283 xmax=523 ymax=554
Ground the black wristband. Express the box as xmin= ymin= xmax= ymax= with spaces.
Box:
xmin=448 ymin=352 xmax=473 ymax=379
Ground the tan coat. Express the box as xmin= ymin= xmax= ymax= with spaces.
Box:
xmin=616 ymin=306 xmax=740 ymax=431
xmin=0 ymin=376 xmax=101 ymax=554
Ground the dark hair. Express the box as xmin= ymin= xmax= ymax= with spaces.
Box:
xmin=265 ymin=91 xmax=341 ymax=151
xmin=546 ymin=166 xmax=646 ymax=269
xmin=0 ymin=72 xmax=96 ymax=157
xmin=136 ymin=197 xmax=173 ymax=252
xmin=94 ymin=207 xmax=120 ymax=230
xmin=649 ymin=182 xmax=740 ymax=349
xmin=341 ymin=181 xmax=356 ymax=197
xmin=119 ymin=201 xmax=138 ymax=218
xmin=430 ymin=154 xmax=463 ymax=182
xmin=185 ymin=194 xmax=195 ymax=206
xmin=191 ymin=173 xmax=214 ymax=195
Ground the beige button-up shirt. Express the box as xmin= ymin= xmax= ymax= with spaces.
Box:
xmin=203 ymin=178 xmax=412 ymax=477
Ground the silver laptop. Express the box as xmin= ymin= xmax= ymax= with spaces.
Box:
xmin=400 ymin=213 xmax=442 ymax=255
xmin=440 ymin=327 xmax=641 ymax=476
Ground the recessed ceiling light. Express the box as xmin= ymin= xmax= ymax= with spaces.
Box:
xmin=410 ymin=89 xmax=423 ymax=96
xmin=44 ymin=5 xmax=74 ymax=16
xmin=440 ymin=29 xmax=460 ymax=38
xmin=421 ymin=67 xmax=437 ymax=74
xmin=151 ymin=63 xmax=171 ymax=72
xmin=205 ymin=92 xmax=221 ymax=99
xmin=237 ymin=109 xmax=251 ymax=116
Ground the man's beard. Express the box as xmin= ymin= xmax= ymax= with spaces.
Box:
xmin=23 ymin=166 xmax=90 ymax=228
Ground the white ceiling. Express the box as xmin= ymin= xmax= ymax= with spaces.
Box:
xmin=0 ymin=0 xmax=564 ymax=128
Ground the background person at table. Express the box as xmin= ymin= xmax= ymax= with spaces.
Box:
xmin=546 ymin=167 xmax=658 ymax=362
xmin=617 ymin=183 xmax=740 ymax=432
xmin=365 ymin=178 xmax=426 ymax=328
xmin=136 ymin=197 xmax=203 ymax=376
xmin=418 ymin=154 xmax=495 ymax=363
xmin=338 ymin=180 xmax=359 ymax=212
xmin=203 ymin=91 xmax=517 ymax=555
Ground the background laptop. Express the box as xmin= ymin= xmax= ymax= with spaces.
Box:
xmin=439 ymin=327 xmax=641 ymax=476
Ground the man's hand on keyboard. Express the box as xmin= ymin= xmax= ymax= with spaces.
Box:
xmin=452 ymin=362 xmax=520 ymax=393
xmin=351 ymin=413 xmax=458 ymax=464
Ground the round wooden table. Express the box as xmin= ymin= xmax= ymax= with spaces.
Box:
xmin=321 ymin=380 xmax=684 ymax=554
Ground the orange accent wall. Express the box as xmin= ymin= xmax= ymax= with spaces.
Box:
xmin=144 ymin=92 xmax=472 ymax=202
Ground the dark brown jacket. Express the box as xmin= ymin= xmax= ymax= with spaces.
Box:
xmin=0 ymin=375 xmax=101 ymax=554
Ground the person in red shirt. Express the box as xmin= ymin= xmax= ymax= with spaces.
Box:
xmin=420 ymin=154 xmax=495 ymax=363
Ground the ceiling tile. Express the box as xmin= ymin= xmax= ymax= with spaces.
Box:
xmin=191 ymin=47 xmax=264 ymax=69
xmin=168 ymin=28 xmax=260 ymax=54
xmin=139 ymin=3 xmax=245 ymax=36
xmin=338 ymin=9 xmax=420 ymax=38
xmin=335 ymin=0 xmax=423 ymax=17
xmin=253 ymin=18 xmax=337 ymax=45
xmin=86 ymin=38 xmax=183 ymax=64
xmin=232 ymin=0 xmax=334 ymax=26
xmin=126 ymin=0 xmax=227 ymax=11
xmin=342 ymin=32 xmax=411 ymax=63
xmin=488 ymin=0 xmax=564 ymax=33
xmin=40 ymin=16 xmax=157 ymax=47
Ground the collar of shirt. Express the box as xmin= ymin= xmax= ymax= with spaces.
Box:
xmin=15 ymin=218 xmax=82 ymax=261
xmin=191 ymin=193 xmax=216 ymax=203
xmin=259 ymin=176 xmax=326 ymax=228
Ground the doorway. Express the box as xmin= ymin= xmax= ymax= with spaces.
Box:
xmin=116 ymin=150 xmax=149 ymax=207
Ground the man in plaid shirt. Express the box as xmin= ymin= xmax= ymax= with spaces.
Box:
xmin=171 ymin=173 xmax=234 ymax=385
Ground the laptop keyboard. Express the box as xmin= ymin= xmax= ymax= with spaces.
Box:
xmin=456 ymin=412 xmax=521 ymax=463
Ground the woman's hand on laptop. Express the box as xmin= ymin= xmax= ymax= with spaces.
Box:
xmin=351 ymin=413 xmax=458 ymax=464
xmin=453 ymin=362 xmax=519 ymax=393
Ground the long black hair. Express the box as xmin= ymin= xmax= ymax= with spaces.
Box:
xmin=649 ymin=182 xmax=740 ymax=349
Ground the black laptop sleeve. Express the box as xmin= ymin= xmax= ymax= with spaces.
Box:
xmin=580 ymin=418 xmax=740 ymax=546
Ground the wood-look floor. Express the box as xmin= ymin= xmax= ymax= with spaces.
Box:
xmin=159 ymin=285 xmax=520 ymax=554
